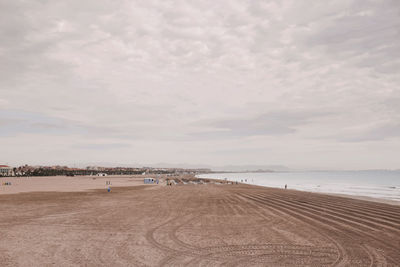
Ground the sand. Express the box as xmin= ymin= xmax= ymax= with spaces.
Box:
xmin=0 ymin=176 xmax=399 ymax=266
xmin=0 ymin=175 xmax=155 ymax=195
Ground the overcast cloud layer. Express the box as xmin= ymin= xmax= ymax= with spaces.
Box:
xmin=1 ymin=0 xmax=399 ymax=169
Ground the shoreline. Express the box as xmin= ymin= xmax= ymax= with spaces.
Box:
xmin=197 ymin=174 xmax=400 ymax=206
xmin=237 ymin=181 xmax=400 ymax=206
xmin=1 ymin=174 xmax=399 ymax=206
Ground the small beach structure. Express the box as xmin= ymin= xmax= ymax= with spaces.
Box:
xmin=0 ymin=165 xmax=13 ymax=177
xmin=97 ymin=173 xmax=107 ymax=177
xmin=144 ymin=178 xmax=154 ymax=184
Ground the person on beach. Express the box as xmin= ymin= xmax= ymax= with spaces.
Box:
xmin=285 ymin=184 xmax=287 ymax=189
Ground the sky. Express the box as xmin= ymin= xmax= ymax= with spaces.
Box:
xmin=0 ymin=0 xmax=399 ymax=170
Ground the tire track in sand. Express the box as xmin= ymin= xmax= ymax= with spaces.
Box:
xmin=239 ymin=192 xmax=399 ymax=265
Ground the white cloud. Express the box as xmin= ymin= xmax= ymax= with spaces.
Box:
xmin=0 ymin=0 xmax=399 ymax=169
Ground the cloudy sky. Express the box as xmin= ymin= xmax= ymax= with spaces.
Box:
xmin=1 ymin=0 xmax=399 ymax=169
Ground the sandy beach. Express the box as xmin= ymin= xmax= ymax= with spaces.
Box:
xmin=0 ymin=176 xmax=399 ymax=266
xmin=0 ymin=175 xmax=152 ymax=195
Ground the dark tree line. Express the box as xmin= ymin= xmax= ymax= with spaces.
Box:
xmin=14 ymin=168 xmax=145 ymax=177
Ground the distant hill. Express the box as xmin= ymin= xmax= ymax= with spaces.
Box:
xmin=213 ymin=165 xmax=290 ymax=172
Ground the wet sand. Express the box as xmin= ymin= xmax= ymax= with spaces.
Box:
xmin=0 ymin=177 xmax=399 ymax=266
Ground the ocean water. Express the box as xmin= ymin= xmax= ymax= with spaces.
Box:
xmin=197 ymin=170 xmax=400 ymax=202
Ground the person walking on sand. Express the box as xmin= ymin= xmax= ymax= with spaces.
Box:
xmin=285 ymin=184 xmax=287 ymax=189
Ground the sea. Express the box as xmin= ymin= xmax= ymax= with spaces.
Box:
xmin=197 ymin=170 xmax=400 ymax=202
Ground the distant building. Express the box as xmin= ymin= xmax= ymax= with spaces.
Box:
xmin=0 ymin=165 xmax=13 ymax=177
